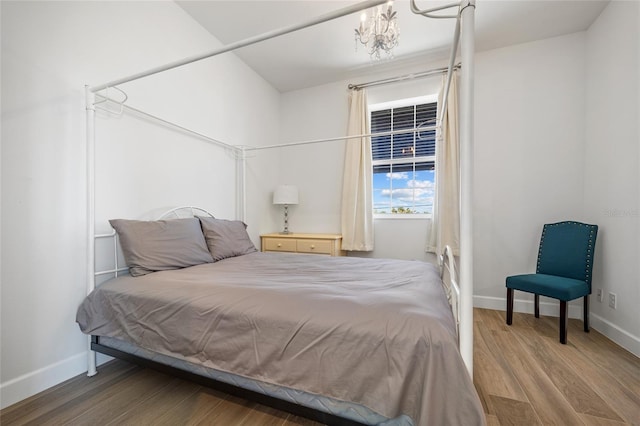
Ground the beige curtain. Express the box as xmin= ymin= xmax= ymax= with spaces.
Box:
xmin=427 ymin=71 xmax=460 ymax=255
xmin=341 ymin=89 xmax=374 ymax=251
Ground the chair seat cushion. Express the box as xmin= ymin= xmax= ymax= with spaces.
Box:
xmin=506 ymin=273 xmax=589 ymax=301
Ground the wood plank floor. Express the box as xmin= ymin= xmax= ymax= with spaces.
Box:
xmin=2 ymin=308 xmax=638 ymax=425
xmin=474 ymin=308 xmax=639 ymax=426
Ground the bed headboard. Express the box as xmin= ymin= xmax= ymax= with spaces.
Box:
xmin=157 ymin=206 xmax=214 ymax=220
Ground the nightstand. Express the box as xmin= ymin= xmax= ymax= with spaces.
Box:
xmin=260 ymin=233 xmax=345 ymax=257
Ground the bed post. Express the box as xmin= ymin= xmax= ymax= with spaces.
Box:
xmin=458 ymin=0 xmax=476 ymax=375
xmin=237 ymin=147 xmax=246 ymax=222
xmin=85 ymin=85 xmax=98 ymax=377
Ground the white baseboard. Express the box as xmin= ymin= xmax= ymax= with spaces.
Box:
xmin=473 ymin=295 xmax=583 ymax=318
xmin=0 ymin=351 xmax=114 ymax=410
xmin=0 ymin=352 xmax=86 ymax=410
xmin=474 ymin=295 xmax=640 ymax=357
xmin=589 ymin=313 xmax=640 ymax=357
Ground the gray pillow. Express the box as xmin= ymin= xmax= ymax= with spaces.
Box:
xmin=198 ymin=217 xmax=257 ymax=261
xmin=109 ymin=217 xmax=213 ymax=277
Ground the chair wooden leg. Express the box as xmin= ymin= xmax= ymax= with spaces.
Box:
xmin=560 ymin=301 xmax=568 ymax=344
xmin=506 ymin=288 xmax=514 ymax=325
xmin=534 ymin=294 xmax=540 ymax=318
xmin=584 ymin=295 xmax=590 ymax=332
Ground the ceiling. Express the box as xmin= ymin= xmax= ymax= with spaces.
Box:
xmin=176 ymin=0 xmax=608 ymax=92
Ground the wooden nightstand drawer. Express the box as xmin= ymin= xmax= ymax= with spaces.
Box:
xmin=263 ymin=238 xmax=297 ymax=252
xmin=260 ymin=233 xmax=345 ymax=256
xmin=296 ymin=239 xmax=332 ymax=255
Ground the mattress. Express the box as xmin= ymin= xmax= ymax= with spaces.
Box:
xmin=77 ymin=252 xmax=484 ymax=425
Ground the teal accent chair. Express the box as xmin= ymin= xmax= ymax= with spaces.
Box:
xmin=506 ymin=221 xmax=598 ymax=344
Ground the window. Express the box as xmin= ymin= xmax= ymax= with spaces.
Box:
xmin=370 ymin=96 xmax=437 ymax=216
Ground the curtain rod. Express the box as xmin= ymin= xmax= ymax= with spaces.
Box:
xmin=348 ymin=63 xmax=461 ymax=90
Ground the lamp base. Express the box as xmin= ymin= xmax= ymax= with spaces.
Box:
xmin=281 ymin=205 xmax=292 ymax=235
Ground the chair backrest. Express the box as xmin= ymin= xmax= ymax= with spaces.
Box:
xmin=536 ymin=221 xmax=598 ymax=290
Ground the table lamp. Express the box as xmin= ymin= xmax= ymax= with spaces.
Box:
xmin=273 ymin=185 xmax=299 ymax=234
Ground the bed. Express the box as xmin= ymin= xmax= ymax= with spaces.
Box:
xmin=76 ymin=212 xmax=484 ymax=425
xmin=78 ymin=0 xmax=478 ymax=425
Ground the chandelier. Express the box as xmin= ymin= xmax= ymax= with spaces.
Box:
xmin=355 ymin=1 xmax=399 ymax=60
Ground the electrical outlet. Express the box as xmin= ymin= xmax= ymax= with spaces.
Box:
xmin=608 ymin=292 xmax=617 ymax=309
xmin=596 ymin=288 xmax=603 ymax=302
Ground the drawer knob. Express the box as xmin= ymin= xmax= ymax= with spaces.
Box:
xmin=277 ymin=243 xmax=282 ymax=247
xmin=310 ymin=245 xmax=315 ymax=249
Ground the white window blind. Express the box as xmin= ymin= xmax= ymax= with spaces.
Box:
xmin=371 ymin=99 xmax=437 ymax=215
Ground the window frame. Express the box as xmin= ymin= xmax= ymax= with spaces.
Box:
xmin=369 ymin=94 xmax=438 ymax=220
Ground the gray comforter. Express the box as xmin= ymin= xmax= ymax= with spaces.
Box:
xmin=77 ymin=252 xmax=485 ymax=425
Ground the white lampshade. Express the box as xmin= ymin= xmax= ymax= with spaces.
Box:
xmin=273 ymin=185 xmax=299 ymax=205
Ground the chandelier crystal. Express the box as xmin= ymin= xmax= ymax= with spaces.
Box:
xmin=354 ymin=1 xmax=399 ymax=60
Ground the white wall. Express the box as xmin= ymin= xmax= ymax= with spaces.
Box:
xmin=584 ymin=0 xmax=639 ymax=354
xmin=0 ymin=1 xmax=279 ymax=409
xmin=473 ymin=33 xmax=587 ymax=310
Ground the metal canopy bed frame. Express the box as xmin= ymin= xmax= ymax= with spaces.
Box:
xmin=84 ymin=0 xmax=477 ymax=423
